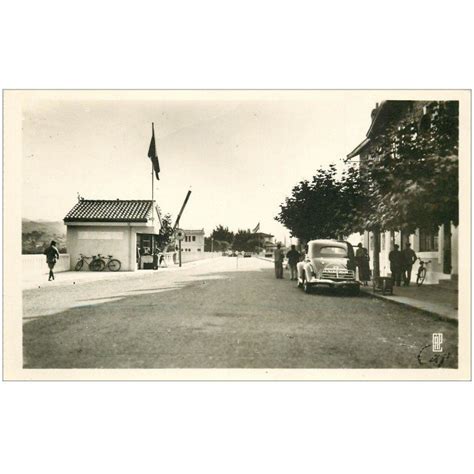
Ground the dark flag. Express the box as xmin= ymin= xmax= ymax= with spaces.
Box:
xmin=148 ymin=123 xmax=160 ymax=180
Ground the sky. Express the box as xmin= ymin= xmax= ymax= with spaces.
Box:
xmin=22 ymin=91 xmax=385 ymax=242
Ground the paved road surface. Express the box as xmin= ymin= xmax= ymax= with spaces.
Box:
xmin=23 ymin=256 xmax=458 ymax=368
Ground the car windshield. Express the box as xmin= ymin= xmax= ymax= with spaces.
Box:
xmin=318 ymin=246 xmax=347 ymax=257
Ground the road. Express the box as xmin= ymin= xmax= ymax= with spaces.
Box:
xmin=23 ymin=256 xmax=458 ymax=368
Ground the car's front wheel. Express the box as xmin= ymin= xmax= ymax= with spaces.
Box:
xmin=303 ymin=275 xmax=312 ymax=294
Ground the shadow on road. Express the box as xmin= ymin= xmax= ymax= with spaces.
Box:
xmin=23 ymin=266 xmax=458 ymax=370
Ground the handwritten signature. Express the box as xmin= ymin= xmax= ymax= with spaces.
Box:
xmin=417 ymin=344 xmax=451 ymax=367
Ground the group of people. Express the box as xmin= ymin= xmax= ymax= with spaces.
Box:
xmin=273 ymin=240 xmax=418 ymax=287
xmin=274 ymin=242 xmax=373 ymax=284
xmin=273 ymin=243 xmax=301 ymax=280
xmin=388 ymin=242 xmax=417 ymax=287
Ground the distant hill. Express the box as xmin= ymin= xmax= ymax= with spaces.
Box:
xmin=22 ymin=219 xmax=67 ymax=254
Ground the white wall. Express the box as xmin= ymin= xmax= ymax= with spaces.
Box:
xmin=23 ymin=254 xmax=70 ymax=277
xmin=67 ymin=225 xmax=139 ymax=271
xmin=162 ymin=251 xmax=219 ymax=266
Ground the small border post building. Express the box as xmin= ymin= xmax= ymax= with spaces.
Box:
xmin=64 ymin=199 xmax=162 ymax=271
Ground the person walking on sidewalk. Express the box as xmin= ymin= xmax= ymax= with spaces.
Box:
xmin=274 ymin=243 xmax=285 ymax=279
xmin=389 ymin=244 xmax=403 ymax=287
xmin=286 ymin=245 xmax=301 ymax=281
xmin=44 ymin=240 xmax=60 ymax=281
xmin=402 ymin=242 xmax=417 ymax=286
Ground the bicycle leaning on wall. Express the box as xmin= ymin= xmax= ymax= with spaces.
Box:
xmin=416 ymin=259 xmax=431 ymax=286
xmin=95 ymin=254 xmax=121 ymax=272
xmin=74 ymin=253 xmax=121 ymax=272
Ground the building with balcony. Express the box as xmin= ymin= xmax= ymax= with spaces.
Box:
xmin=346 ymin=100 xmax=458 ymax=284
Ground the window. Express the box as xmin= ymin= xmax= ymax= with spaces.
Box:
xmin=419 ymin=229 xmax=439 ymax=252
xmin=381 ymin=233 xmax=386 ymax=251
xmin=192 ymin=236 xmax=196 ymax=242
xmin=319 ymin=246 xmax=347 ymax=257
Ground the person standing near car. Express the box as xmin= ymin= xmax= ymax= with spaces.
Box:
xmin=274 ymin=243 xmax=285 ymax=279
xmin=401 ymin=242 xmax=417 ymax=286
xmin=44 ymin=240 xmax=60 ymax=281
xmin=286 ymin=245 xmax=301 ymax=281
xmin=355 ymin=243 xmax=371 ymax=286
xmin=389 ymin=244 xmax=403 ymax=287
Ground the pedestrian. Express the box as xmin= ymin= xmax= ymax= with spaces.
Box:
xmin=401 ymin=242 xmax=417 ymax=286
xmin=43 ymin=240 xmax=60 ymax=281
xmin=388 ymin=243 xmax=403 ymax=287
xmin=274 ymin=243 xmax=285 ymax=279
xmin=286 ymin=245 xmax=301 ymax=281
xmin=355 ymin=243 xmax=371 ymax=286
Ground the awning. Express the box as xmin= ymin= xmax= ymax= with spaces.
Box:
xmin=346 ymin=138 xmax=371 ymax=159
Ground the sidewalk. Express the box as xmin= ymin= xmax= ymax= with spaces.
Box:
xmin=22 ymin=259 xmax=212 ymax=291
xmin=361 ymin=282 xmax=458 ymax=323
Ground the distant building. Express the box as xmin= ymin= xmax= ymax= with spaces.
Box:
xmin=253 ymin=232 xmax=275 ymax=257
xmin=346 ymin=100 xmax=458 ymax=284
xmin=64 ymin=199 xmax=161 ymax=271
xmin=182 ymin=229 xmax=205 ymax=253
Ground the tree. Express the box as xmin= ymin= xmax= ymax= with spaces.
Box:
xmin=362 ymin=101 xmax=459 ymax=233
xmin=204 ymin=238 xmax=231 ymax=252
xmin=155 ymin=213 xmax=174 ymax=251
xmin=246 ymin=238 xmax=262 ymax=253
xmin=210 ymin=225 xmax=234 ymax=244
xmin=232 ymin=229 xmax=255 ymax=251
xmin=275 ymin=164 xmax=365 ymax=241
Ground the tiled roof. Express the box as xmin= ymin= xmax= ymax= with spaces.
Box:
xmin=64 ymin=200 xmax=153 ymax=223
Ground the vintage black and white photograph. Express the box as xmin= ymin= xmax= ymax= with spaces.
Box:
xmin=3 ymin=90 xmax=470 ymax=379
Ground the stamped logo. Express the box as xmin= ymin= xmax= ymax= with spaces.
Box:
xmin=432 ymin=333 xmax=443 ymax=352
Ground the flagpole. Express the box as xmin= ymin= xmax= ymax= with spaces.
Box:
xmin=152 ymin=161 xmax=154 ymax=227
xmin=151 ymin=122 xmax=155 ymax=228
